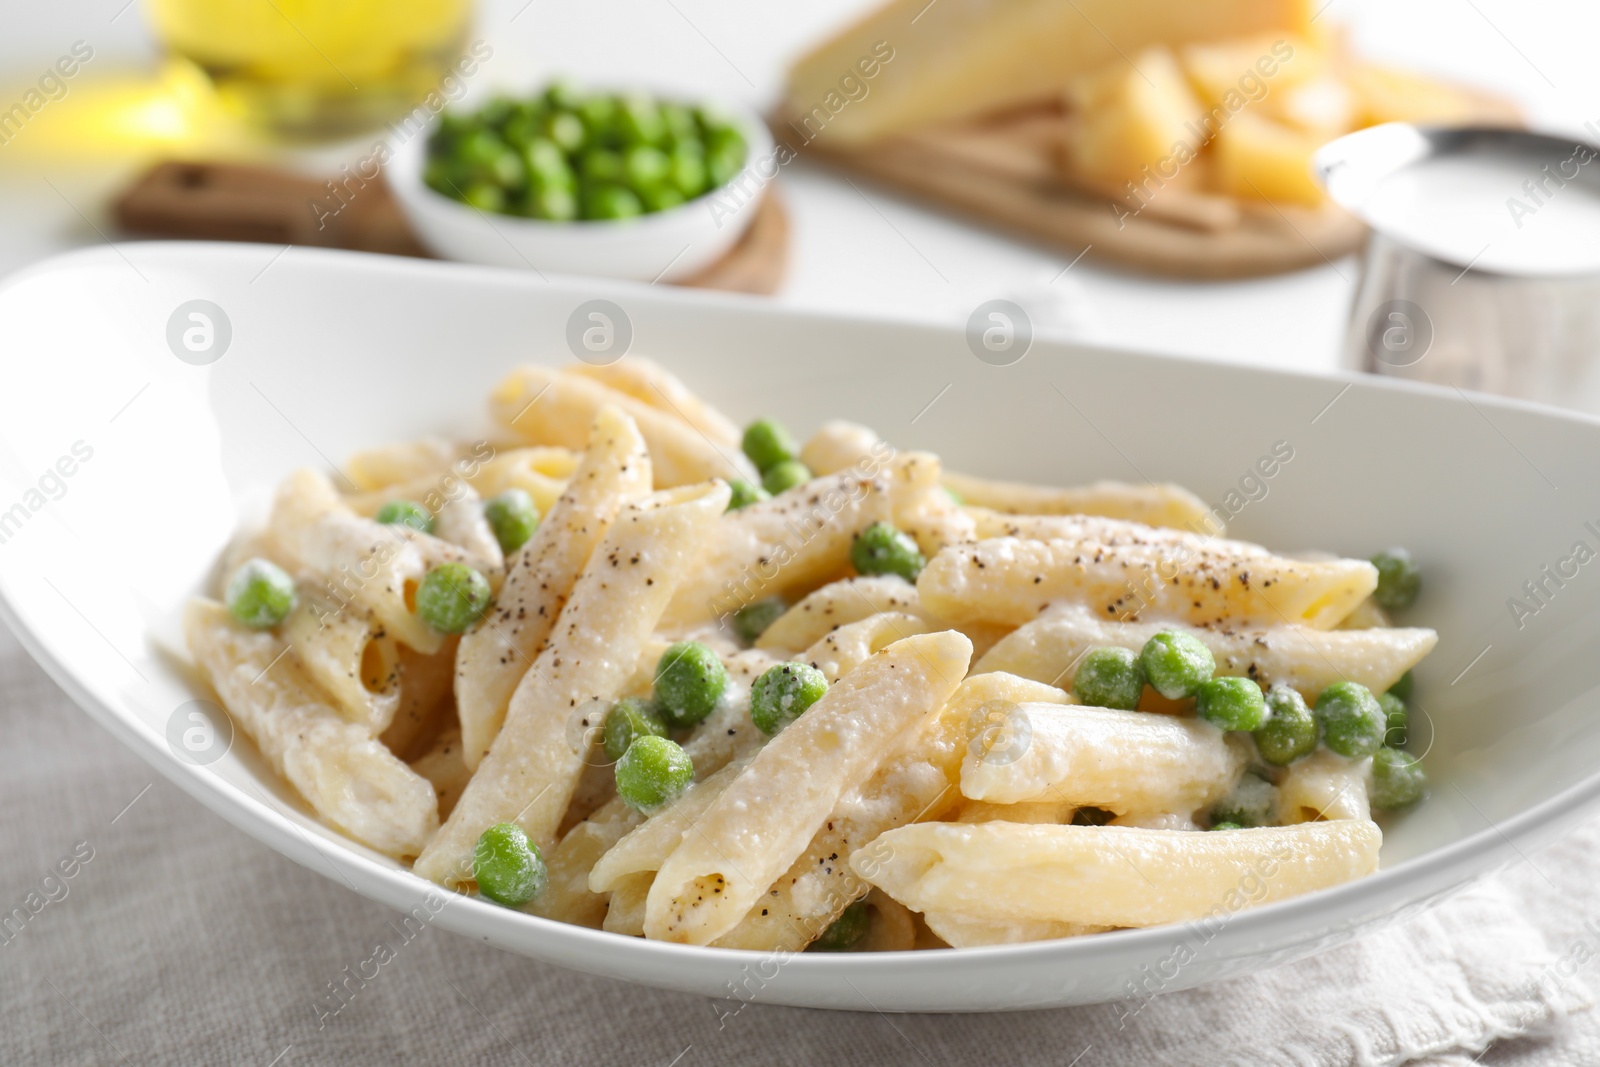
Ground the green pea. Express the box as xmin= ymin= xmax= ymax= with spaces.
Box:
xmin=542 ymin=80 xmax=583 ymax=112
xmin=809 ymin=900 xmax=870 ymax=951
xmin=943 ymin=485 xmax=966 ymax=506
xmin=615 ymin=735 xmax=694 ymax=812
xmin=640 ymin=184 xmax=686 ymax=214
xmin=1370 ymin=747 xmax=1427 ymax=809
xmin=1210 ymin=821 xmax=1242 ymax=831
xmin=501 ymin=111 xmax=541 ymax=150
xmin=225 ymin=558 xmax=296 ymax=630
xmin=1139 ymin=630 xmax=1215 ymax=700
xmin=850 ymin=521 xmax=925 ymax=582
xmin=477 ymin=95 xmax=516 ymax=128
xmin=462 ymin=181 xmax=507 ymax=213
xmin=586 ymin=184 xmax=643 ymax=221
xmin=660 ymin=102 xmax=699 ymax=147
xmin=432 ymin=111 xmax=472 ymax=151
xmin=751 ymin=662 xmax=829 ymax=735
xmin=1209 ymin=771 xmax=1277 ymax=827
xmin=618 ymin=95 xmax=665 ymax=146
xmin=624 ymin=145 xmax=671 ymax=190
xmin=1388 ymin=669 xmax=1415 ymax=703
xmin=483 ymin=489 xmax=540 ymax=555
xmin=1378 ymin=691 xmax=1409 ymax=748
xmin=1253 ymin=684 xmax=1318 ymax=765
xmin=577 ymin=95 xmax=618 ymax=142
xmin=733 ymin=598 xmax=785 ymax=643
xmin=726 ymin=478 xmax=770 ymax=511
xmin=602 ymin=695 xmax=668 ymax=763
xmin=762 ymin=460 xmax=812 ymax=496
xmin=423 ymin=157 xmax=461 ymax=196
xmin=654 ymin=641 xmax=728 ymax=727
xmin=416 ymin=562 xmax=492 ymax=634
xmin=1195 ymin=676 xmax=1267 ymax=731
xmin=375 ymin=499 xmax=433 ymax=534
xmin=526 ymin=184 xmax=579 ymax=222
xmin=669 ymin=144 xmax=708 ymax=198
xmin=708 ymin=144 xmax=745 ymax=187
xmin=1073 ymin=646 xmax=1146 ymax=710
xmin=741 ymin=418 xmax=799 ymax=472
xmin=1371 ymin=548 xmax=1420 ymax=611
xmin=1314 ymin=681 xmax=1387 ymax=759
xmin=520 ymin=138 xmax=571 ymax=185
xmin=579 ymin=147 xmax=626 ymax=184
xmin=473 ymin=823 xmax=547 ymax=906
xmin=543 ymin=111 xmax=586 ymax=154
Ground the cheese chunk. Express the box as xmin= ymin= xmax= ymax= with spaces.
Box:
xmin=1212 ymin=110 xmax=1326 ymax=206
xmin=784 ymin=0 xmax=1314 ymax=143
xmin=1064 ymin=47 xmax=1207 ymax=191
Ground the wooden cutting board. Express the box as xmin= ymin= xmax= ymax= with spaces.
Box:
xmin=781 ymin=91 xmax=1519 ymax=280
xmin=111 ymin=160 xmax=789 ymax=295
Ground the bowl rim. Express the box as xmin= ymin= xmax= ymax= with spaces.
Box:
xmin=5 ymin=241 xmax=1600 ymax=996
xmin=386 ymin=91 xmax=776 ymax=234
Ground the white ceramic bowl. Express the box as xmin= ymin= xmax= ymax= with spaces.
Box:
xmin=386 ymin=98 xmax=773 ymax=282
xmin=3 ymin=242 xmax=1599 ymax=1011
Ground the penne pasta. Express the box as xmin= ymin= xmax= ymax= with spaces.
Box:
xmin=798 ymin=612 xmax=934 ymax=684
xmin=184 ymin=599 xmax=438 ymax=857
xmin=410 ymin=725 xmax=471 ymax=820
xmin=467 ymin=446 xmax=578 ymax=517
xmin=265 ymin=468 xmax=476 ymax=655
xmin=856 ymin=820 xmax=1382 ymax=928
xmin=433 ymin=484 xmax=505 ymax=577
xmin=589 ymin=759 xmax=747 ymax=894
xmin=601 ymin=872 xmax=653 ymax=937
xmin=861 ymin=891 xmax=919 ymax=952
xmin=975 ymin=603 xmax=1436 ymax=697
xmin=955 ymin=799 xmax=1075 ymax=824
xmin=960 ymin=703 xmax=1248 ymax=815
xmin=564 ymin=356 xmax=742 ymax=448
xmin=918 ymin=536 xmax=1378 ymax=630
xmin=455 ymin=405 xmax=652 ymax=769
xmin=966 ymin=507 xmax=1269 ymax=557
xmin=666 ymin=449 xmax=935 ymax=629
xmin=279 ymin=585 xmax=400 ymax=733
xmin=645 ymin=630 xmax=972 ymax=945
xmin=755 ymin=575 xmax=920 ymax=653
xmin=799 ymin=420 xmax=883 ymax=475
xmin=379 ymin=638 xmax=458 ymax=761
xmin=489 ymin=364 xmax=753 ymax=487
xmin=414 ymin=480 xmax=730 ymax=887
xmin=345 ymin=437 xmax=463 ymax=491
xmin=713 ymin=671 xmax=1067 ymax=951
xmin=1278 ymin=749 xmax=1373 ymax=823
xmin=529 ymin=800 xmax=642 ymax=929
xmin=942 ymin=472 xmax=1216 ymax=532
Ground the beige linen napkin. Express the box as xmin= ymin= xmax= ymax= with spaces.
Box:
xmin=0 ymin=623 xmax=1592 ymax=1066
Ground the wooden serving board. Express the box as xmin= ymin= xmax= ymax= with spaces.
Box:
xmin=781 ymin=93 xmax=1517 ymax=280
xmin=111 ymin=160 xmax=789 ymax=296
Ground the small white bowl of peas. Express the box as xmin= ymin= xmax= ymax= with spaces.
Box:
xmin=388 ymin=81 xmax=774 ymax=282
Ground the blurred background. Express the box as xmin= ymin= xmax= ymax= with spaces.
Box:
xmin=2 ymin=0 xmax=1597 ymax=375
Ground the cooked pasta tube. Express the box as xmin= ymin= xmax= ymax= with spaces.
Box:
xmin=861 ymin=891 xmax=918 ymax=952
xmin=279 ymin=588 xmax=400 ymax=733
xmin=529 ymin=801 xmax=642 ymax=929
xmin=265 ymin=468 xmax=475 ymax=655
xmin=564 ymin=356 xmax=742 ymax=448
xmin=855 ymin=820 xmax=1382 ymax=928
xmin=433 ymin=485 xmax=505 ymax=577
xmin=601 ymin=873 xmax=654 ymax=937
xmin=799 ymin=420 xmax=883 ymax=475
xmin=345 ymin=437 xmax=463 ymax=491
xmin=589 ymin=759 xmax=747 ymax=893
xmin=976 ymin=603 xmax=1436 ymax=697
xmin=455 ymin=406 xmax=652 ymax=769
xmin=921 ymin=913 xmax=1107 ymax=948
xmin=379 ymin=639 xmax=458 ymax=761
xmin=960 ymin=704 xmax=1248 ymax=815
xmin=713 ymin=672 xmax=1068 ymax=952
xmin=954 ymin=799 xmax=1074 ymax=824
xmin=644 ymin=630 xmax=972 ymax=945
xmin=966 ymin=507 xmax=1269 ymax=557
xmin=489 ymin=364 xmax=753 ymax=487
xmin=410 ymin=726 xmax=470 ymax=820
xmin=666 ymin=451 xmax=939 ymax=628
xmin=184 ymin=599 xmax=438 ymax=857
xmin=918 ymin=536 xmax=1378 ymax=630
xmin=467 ymin=446 xmax=577 ymax=517
xmin=414 ymin=480 xmax=729 ymax=886
xmin=1278 ymin=750 xmax=1373 ymax=823
xmin=942 ymin=473 xmax=1215 ymax=532
xmin=798 ymin=612 xmax=934 ymax=683
xmin=755 ymin=576 xmax=920 ymax=653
